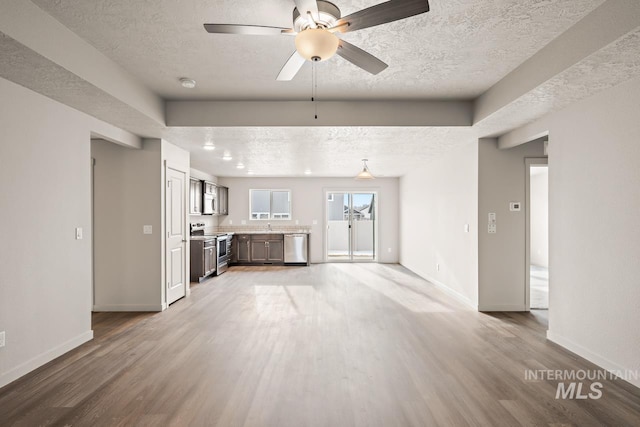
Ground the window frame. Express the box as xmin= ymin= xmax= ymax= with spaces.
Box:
xmin=249 ymin=189 xmax=292 ymax=221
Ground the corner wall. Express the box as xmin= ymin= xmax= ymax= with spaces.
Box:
xmin=0 ymin=77 xmax=138 ymax=388
xmin=499 ymin=76 xmax=640 ymax=387
xmin=478 ymin=138 xmax=545 ymax=311
xmin=398 ymin=142 xmax=479 ymax=308
xmin=91 ymin=139 xmax=163 ymax=311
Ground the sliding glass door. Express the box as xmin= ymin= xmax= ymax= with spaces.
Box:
xmin=326 ymin=191 xmax=376 ymax=261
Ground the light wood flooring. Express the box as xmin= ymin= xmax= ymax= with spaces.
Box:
xmin=1 ymin=264 xmax=639 ymax=426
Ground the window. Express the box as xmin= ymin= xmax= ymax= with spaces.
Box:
xmin=250 ymin=189 xmax=291 ymax=220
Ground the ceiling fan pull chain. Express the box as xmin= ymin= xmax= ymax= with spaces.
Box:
xmin=312 ymin=61 xmax=318 ymax=119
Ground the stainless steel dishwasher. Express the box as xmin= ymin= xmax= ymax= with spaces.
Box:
xmin=284 ymin=234 xmax=309 ymax=265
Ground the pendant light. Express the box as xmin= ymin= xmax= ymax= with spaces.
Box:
xmin=355 ymin=159 xmax=375 ymax=180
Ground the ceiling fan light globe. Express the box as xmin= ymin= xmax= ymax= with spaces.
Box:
xmin=295 ymin=29 xmax=339 ymax=62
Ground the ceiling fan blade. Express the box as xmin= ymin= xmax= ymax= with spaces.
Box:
xmin=334 ymin=0 xmax=429 ymax=33
xmin=277 ymin=51 xmax=306 ymax=81
xmin=293 ymin=0 xmax=319 ymax=20
xmin=204 ymin=24 xmax=290 ymax=35
xmin=336 ymin=40 xmax=388 ymax=75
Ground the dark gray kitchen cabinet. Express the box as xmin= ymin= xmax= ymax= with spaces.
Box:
xmin=189 ymin=179 xmax=202 ymax=215
xmin=235 ymin=234 xmax=251 ymax=263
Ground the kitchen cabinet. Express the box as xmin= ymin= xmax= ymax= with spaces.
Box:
xmin=189 ymin=179 xmax=202 ymax=215
xmin=190 ymin=238 xmax=216 ymax=282
xmin=218 ymin=186 xmax=229 ymax=215
xmin=249 ymin=234 xmax=284 ymax=264
xmin=235 ymin=234 xmax=251 ymax=263
xmin=233 ymin=234 xmax=284 ymax=265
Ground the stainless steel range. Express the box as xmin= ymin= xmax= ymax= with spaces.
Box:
xmin=190 ymin=223 xmax=233 ymax=276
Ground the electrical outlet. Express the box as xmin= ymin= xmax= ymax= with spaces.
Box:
xmin=229 ymin=220 xmax=233 ymax=225
xmin=143 ymin=225 xmax=152 ymax=234
xmin=464 ymin=224 xmax=470 ymax=233
xmin=313 ymin=220 xmax=318 ymax=225
xmin=437 ymin=263 xmax=440 ymax=272
xmin=0 ymin=331 xmax=5 ymax=348
xmin=295 ymin=219 xmax=299 ymax=225
xmin=241 ymin=220 xmax=247 ymax=225
xmin=75 ymin=227 xmax=83 ymax=240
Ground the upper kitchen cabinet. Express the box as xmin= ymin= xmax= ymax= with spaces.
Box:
xmin=218 ymin=186 xmax=229 ymax=215
xmin=189 ymin=178 xmax=202 ymax=215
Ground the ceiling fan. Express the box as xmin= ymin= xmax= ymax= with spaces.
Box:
xmin=204 ymin=0 xmax=430 ymax=81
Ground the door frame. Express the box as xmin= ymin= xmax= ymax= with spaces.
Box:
xmin=525 ymin=158 xmax=548 ymax=311
xmin=323 ymin=189 xmax=379 ymax=263
xmin=165 ymin=161 xmax=189 ymax=307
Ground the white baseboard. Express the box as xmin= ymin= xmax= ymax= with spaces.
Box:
xmin=478 ymin=304 xmax=526 ymax=312
xmin=93 ymin=304 xmax=164 ymax=312
xmin=399 ymin=264 xmax=477 ymax=310
xmin=0 ymin=330 xmax=93 ymax=389
xmin=547 ymin=330 xmax=640 ymax=389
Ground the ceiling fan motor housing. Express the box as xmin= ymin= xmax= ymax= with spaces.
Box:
xmin=293 ymin=0 xmax=341 ymax=31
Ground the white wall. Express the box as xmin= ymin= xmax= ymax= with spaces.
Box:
xmin=530 ymin=168 xmax=549 ymax=268
xmin=499 ymin=76 xmax=640 ymax=387
xmin=0 ymin=77 xmax=138 ymax=388
xmin=217 ymin=177 xmax=399 ymax=263
xmin=399 ymin=142 xmax=479 ymax=308
xmin=91 ymin=139 xmax=162 ymax=311
xmin=478 ymin=138 xmax=545 ymax=311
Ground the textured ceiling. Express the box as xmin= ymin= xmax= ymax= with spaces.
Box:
xmin=12 ymin=0 xmax=632 ymax=178
xmin=32 ymin=0 xmax=604 ymax=100
xmin=165 ymin=126 xmax=478 ymax=177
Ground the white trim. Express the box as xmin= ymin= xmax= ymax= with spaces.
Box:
xmin=0 ymin=330 xmax=93 ymax=389
xmin=478 ymin=304 xmax=526 ymax=312
xmin=93 ymin=304 xmax=164 ymax=312
xmin=399 ymin=264 xmax=477 ymax=310
xmin=525 ymin=158 xmax=548 ymax=311
xmin=547 ymin=330 xmax=640 ymax=389
xmin=422 ymin=274 xmax=477 ymax=310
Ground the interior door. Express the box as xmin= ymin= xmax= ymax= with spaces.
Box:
xmin=166 ymin=166 xmax=187 ymax=305
xmin=326 ymin=192 xmax=376 ymax=262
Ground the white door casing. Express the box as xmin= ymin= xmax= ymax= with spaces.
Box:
xmin=166 ymin=166 xmax=187 ymax=305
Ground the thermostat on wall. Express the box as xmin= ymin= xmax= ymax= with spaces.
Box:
xmin=509 ymin=202 xmax=521 ymax=212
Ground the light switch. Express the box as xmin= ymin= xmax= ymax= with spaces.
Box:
xmin=143 ymin=225 xmax=152 ymax=234
xmin=75 ymin=227 xmax=83 ymax=240
xmin=464 ymin=224 xmax=470 ymax=233
xmin=312 ymin=220 xmax=318 ymax=225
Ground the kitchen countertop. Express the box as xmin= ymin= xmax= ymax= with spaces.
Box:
xmin=230 ymin=231 xmax=311 ymax=235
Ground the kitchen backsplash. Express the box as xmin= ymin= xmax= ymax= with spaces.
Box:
xmin=213 ymin=225 xmax=312 ymax=233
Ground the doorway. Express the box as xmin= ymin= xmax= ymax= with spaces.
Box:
xmin=526 ymin=160 xmax=549 ymax=310
xmin=326 ymin=191 xmax=377 ymax=262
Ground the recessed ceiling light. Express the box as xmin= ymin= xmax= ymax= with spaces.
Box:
xmin=222 ymin=154 xmax=232 ymax=161
xmin=203 ymin=144 xmax=215 ymax=151
xmin=236 ymin=163 xmax=245 ymax=169
xmin=304 ymin=169 xmax=312 ymax=175
xmin=179 ymin=78 xmax=196 ymax=89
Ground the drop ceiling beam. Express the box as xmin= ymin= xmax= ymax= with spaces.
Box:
xmin=166 ymin=100 xmax=472 ymax=127
xmin=473 ymin=0 xmax=640 ymax=136
xmin=0 ymin=0 xmax=164 ymax=127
